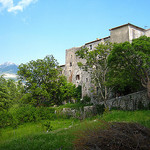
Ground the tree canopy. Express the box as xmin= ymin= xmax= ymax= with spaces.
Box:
xmin=17 ymin=55 xmax=76 ymax=106
xmin=76 ymin=41 xmax=113 ymax=107
xmin=108 ymin=36 xmax=150 ymax=98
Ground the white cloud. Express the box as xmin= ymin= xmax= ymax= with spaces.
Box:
xmin=0 ymin=0 xmax=13 ymax=10
xmin=3 ymin=73 xmax=18 ymax=79
xmin=0 ymin=0 xmax=38 ymax=13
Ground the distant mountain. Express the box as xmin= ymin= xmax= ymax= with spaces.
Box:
xmin=0 ymin=62 xmax=19 ymax=80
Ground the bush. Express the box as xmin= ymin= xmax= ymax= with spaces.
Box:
xmin=42 ymin=120 xmax=53 ymax=132
xmin=36 ymin=107 xmax=55 ymax=120
xmin=0 ymin=110 xmax=12 ymax=128
xmin=82 ymin=95 xmax=91 ymax=104
xmin=0 ymin=104 xmax=57 ymax=128
xmin=9 ymin=104 xmax=37 ymax=124
xmin=95 ymin=104 xmax=105 ymax=114
xmin=138 ymin=101 xmax=148 ymax=110
xmin=74 ymin=121 xmax=150 ymax=150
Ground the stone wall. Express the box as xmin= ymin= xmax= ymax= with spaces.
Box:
xmin=58 ymin=90 xmax=150 ymax=119
xmin=101 ymin=90 xmax=150 ymax=110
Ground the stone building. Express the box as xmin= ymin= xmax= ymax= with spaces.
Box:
xmin=61 ymin=23 xmax=150 ymax=101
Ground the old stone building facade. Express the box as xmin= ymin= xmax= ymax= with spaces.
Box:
xmin=61 ymin=23 xmax=150 ymax=100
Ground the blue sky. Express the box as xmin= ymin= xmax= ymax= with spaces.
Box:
xmin=0 ymin=0 xmax=150 ymax=65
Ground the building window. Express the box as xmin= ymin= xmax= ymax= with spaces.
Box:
xmin=76 ymin=75 xmax=80 ymax=80
xmin=70 ymin=62 xmax=72 ymax=67
xmin=86 ymin=78 xmax=88 ymax=82
xmin=90 ymin=45 xmax=92 ymax=50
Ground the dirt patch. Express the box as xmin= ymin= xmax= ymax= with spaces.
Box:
xmin=74 ymin=122 xmax=150 ymax=150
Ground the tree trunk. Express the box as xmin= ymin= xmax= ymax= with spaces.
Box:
xmin=147 ymin=80 xmax=150 ymax=99
xmin=104 ymin=99 xmax=108 ymax=108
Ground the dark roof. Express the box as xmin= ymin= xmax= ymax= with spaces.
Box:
xmin=85 ymin=36 xmax=110 ymax=45
xmin=109 ymin=23 xmax=145 ymax=31
xmin=145 ymin=28 xmax=150 ymax=31
xmin=59 ymin=65 xmax=65 ymax=67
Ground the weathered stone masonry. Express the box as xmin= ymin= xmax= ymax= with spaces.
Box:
xmin=61 ymin=23 xmax=150 ymax=102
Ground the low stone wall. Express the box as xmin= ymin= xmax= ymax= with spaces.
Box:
xmin=58 ymin=90 xmax=150 ymax=118
xmin=102 ymin=90 xmax=150 ymax=110
xmin=61 ymin=106 xmax=97 ymax=119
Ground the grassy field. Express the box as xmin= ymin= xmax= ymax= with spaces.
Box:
xmin=0 ymin=110 xmax=150 ymax=150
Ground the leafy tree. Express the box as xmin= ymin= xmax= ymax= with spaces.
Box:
xmin=0 ymin=76 xmax=23 ymax=111
xmin=74 ymin=85 xmax=82 ymax=102
xmin=108 ymin=36 xmax=150 ymax=98
xmin=0 ymin=76 xmax=10 ymax=111
xmin=18 ymin=55 xmax=76 ymax=106
xmin=76 ymin=42 xmax=113 ymax=107
xmin=49 ymin=75 xmax=76 ymax=105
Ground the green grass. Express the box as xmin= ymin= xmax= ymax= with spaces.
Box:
xmin=0 ymin=119 xmax=79 ymax=145
xmin=0 ymin=110 xmax=150 ymax=150
xmin=102 ymin=110 xmax=150 ymax=128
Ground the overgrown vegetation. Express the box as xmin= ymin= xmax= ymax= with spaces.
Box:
xmin=0 ymin=36 xmax=150 ymax=149
xmin=0 ymin=110 xmax=149 ymax=150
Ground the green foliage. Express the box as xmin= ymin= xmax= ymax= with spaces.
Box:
xmin=0 ymin=110 xmax=12 ymax=128
xmin=0 ymin=76 xmax=24 ymax=111
xmin=0 ymin=110 xmax=149 ymax=150
xmin=42 ymin=120 xmax=53 ymax=132
xmin=74 ymin=85 xmax=82 ymax=102
xmin=56 ymin=102 xmax=92 ymax=111
xmin=18 ymin=55 xmax=76 ymax=106
xmin=18 ymin=55 xmax=59 ymax=106
xmin=76 ymin=42 xmax=113 ymax=107
xmin=57 ymin=76 xmax=76 ymax=104
xmin=95 ymin=104 xmax=105 ymax=114
xmin=0 ymin=104 xmax=56 ymax=128
xmin=108 ymin=36 xmax=150 ymax=95
xmin=82 ymin=95 xmax=91 ymax=104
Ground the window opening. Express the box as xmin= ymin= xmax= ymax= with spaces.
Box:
xmin=70 ymin=62 xmax=72 ymax=67
xmin=76 ymin=75 xmax=80 ymax=80
xmin=90 ymin=45 xmax=92 ymax=50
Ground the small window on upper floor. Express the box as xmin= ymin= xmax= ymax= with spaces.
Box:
xmin=76 ymin=75 xmax=80 ymax=80
xmin=70 ymin=62 xmax=72 ymax=67
xmin=90 ymin=45 xmax=92 ymax=50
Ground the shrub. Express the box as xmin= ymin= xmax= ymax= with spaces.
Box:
xmin=74 ymin=121 xmax=150 ymax=150
xmin=0 ymin=104 xmax=57 ymax=128
xmin=42 ymin=120 xmax=53 ymax=132
xmin=36 ymin=107 xmax=56 ymax=120
xmin=0 ymin=110 xmax=12 ymax=128
xmin=95 ymin=104 xmax=105 ymax=114
xmin=138 ymin=101 xmax=147 ymax=110
xmin=82 ymin=95 xmax=91 ymax=104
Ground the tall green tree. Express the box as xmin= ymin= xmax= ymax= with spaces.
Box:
xmin=0 ymin=76 xmax=23 ymax=110
xmin=18 ymin=55 xmax=60 ymax=106
xmin=18 ymin=55 xmax=76 ymax=106
xmin=76 ymin=42 xmax=113 ymax=107
xmin=0 ymin=76 xmax=10 ymax=111
xmin=108 ymin=36 xmax=150 ymax=98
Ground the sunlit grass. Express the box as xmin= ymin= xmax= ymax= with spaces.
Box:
xmin=102 ymin=110 xmax=150 ymax=128
xmin=0 ymin=119 xmax=79 ymax=145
